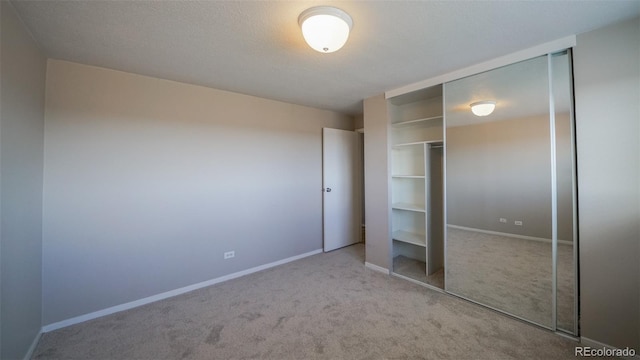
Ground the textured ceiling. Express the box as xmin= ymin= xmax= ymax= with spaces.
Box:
xmin=10 ymin=0 xmax=640 ymax=115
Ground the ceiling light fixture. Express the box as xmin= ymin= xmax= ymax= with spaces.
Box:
xmin=470 ymin=101 xmax=496 ymax=116
xmin=298 ymin=6 xmax=353 ymax=53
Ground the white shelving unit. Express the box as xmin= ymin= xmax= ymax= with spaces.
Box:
xmin=392 ymin=230 xmax=425 ymax=247
xmin=391 ymin=115 xmax=443 ymax=128
xmin=388 ymin=84 xmax=445 ymax=287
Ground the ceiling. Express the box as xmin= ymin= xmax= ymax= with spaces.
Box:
xmin=10 ymin=1 xmax=640 ymax=115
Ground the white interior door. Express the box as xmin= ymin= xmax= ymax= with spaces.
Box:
xmin=322 ymin=128 xmax=360 ymax=252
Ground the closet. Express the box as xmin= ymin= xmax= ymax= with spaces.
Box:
xmin=377 ymin=49 xmax=578 ymax=336
xmin=388 ymin=85 xmax=444 ymax=289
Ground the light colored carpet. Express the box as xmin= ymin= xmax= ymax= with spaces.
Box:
xmin=33 ymin=244 xmax=579 ymax=359
xmin=446 ymin=227 xmax=575 ymax=332
xmin=392 ymin=255 xmax=444 ymax=289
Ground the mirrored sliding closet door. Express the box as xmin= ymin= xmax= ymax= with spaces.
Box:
xmin=444 ymin=51 xmax=577 ymax=334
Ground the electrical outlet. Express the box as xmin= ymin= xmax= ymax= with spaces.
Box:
xmin=224 ymin=251 xmax=235 ymax=259
xmin=515 ymin=221 xmax=523 ymax=226
xmin=499 ymin=218 xmax=507 ymax=223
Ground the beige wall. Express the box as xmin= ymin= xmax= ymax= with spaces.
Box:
xmin=0 ymin=2 xmax=47 ymax=358
xmin=446 ymin=114 xmax=574 ymax=241
xmin=42 ymin=60 xmax=353 ymax=325
xmin=353 ymin=113 xmax=364 ymax=130
xmin=574 ymin=16 xmax=639 ymax=351
xmin=363 ymin=95 xmax=391 ymax=269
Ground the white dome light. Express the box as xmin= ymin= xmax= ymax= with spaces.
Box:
xmin=299 ymin=6 xmax=353 ymax=53
xmin=470 ymin=101 xmax=496 ymax=116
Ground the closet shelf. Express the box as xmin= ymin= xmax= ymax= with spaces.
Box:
xmin=393 ymin=140 xmax=443 ymax=148
xmin=392 ymin=230 xmax=426 ymax=247
xmin=392 ymin=202 xmax=426 ymax=212
xmin=392 ymin=175 xmax=425 ymax=179
xmin=391 ymin=116 xmax=443 ymax=127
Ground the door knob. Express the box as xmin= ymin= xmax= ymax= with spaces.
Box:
xmin=326 ymin=188 xmax=332 ymax=192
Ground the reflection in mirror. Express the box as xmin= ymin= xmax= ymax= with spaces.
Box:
xmin=445 ymin=55 xmax=557 ymax=328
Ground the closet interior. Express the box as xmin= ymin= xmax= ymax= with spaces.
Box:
xmin=388 ymin=85 xmax=444 ymax=289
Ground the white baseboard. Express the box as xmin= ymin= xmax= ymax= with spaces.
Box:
xmin=390 ymin=271 xmax=446 ymax=293
xmin=24 ymin=330 xmax=42 ymax=360
xmin=42 ymin=248 xmax=323 ymax=333
xmin=447 ymin=224 xmax=573 ymax=245
xmin=365 ymin=262 xmax=390 ymax=274
xmin=580 ymin=337 xmax=640 ymax=359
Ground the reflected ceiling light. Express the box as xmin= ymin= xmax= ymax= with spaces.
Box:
xmin=470 ymin=101 xmax=496 ymax=116
xmin=298 ymin=6 xmax=353 ymax=53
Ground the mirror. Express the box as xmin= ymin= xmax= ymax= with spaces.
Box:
xmin=444 ymin=53 xmax=576 ymax=332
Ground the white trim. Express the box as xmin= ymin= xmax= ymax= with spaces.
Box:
xmin=447 ymin=224 xmax=573 ymax=245
xmin=385 ymin=35 xmax=576 ymax=99
xmin=390 ymin=272 xmax=445 ymax=293
xmin=23 ymin=330 xmax=42 ymax=360
xmin=555 ymin=331 xmax=579 ymax=342
xmin=365 ymin=262 xmax=390 ymax=274
xmin=42 ymin=249 xmax=323 ymax=332
xmin=580 ymin=337 xmax=640 ymax=359
xmin=580 ymin=337 xmax=614 ymax=348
